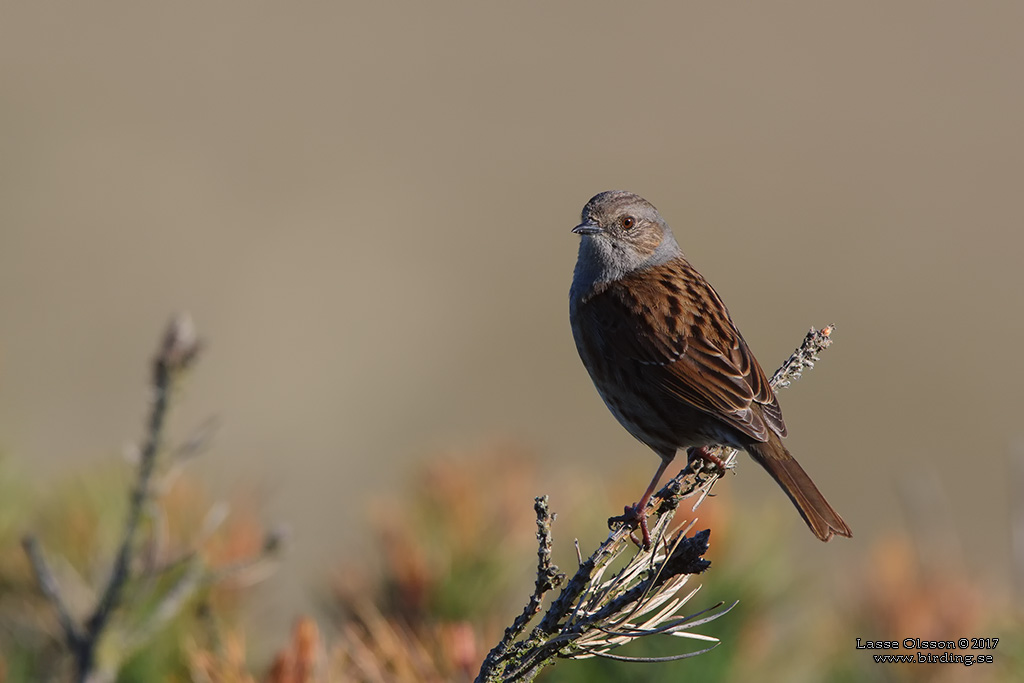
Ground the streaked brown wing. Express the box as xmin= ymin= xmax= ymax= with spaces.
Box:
xmin=580 ymin=260 xmax=786 ymax=443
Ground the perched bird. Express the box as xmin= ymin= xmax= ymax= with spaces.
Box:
xmin=569 ymin=190 xmax=851 ymax=547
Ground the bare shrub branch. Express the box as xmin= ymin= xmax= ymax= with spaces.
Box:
xmin=22 ymin=314 xmax=283 ymax=683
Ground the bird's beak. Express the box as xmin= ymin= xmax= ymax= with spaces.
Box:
xmin=572 ymin=221 xmax=601 ymax=235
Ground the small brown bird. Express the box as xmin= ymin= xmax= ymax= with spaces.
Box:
xmin=569 ymin=191 xmax=851 ymax=547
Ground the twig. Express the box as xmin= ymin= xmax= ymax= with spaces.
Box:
xmin=476 ymin=325 xmax=837 ymax=682
xmin=20 ymin=535 xmax=85 ymax=651
xmin=78 ymin=315 xmax=199 ymax=678
xmin=20 ymin=314 xmax=248 ymax=683
xmin=477 ymin=497 xmax=566 ymax=675
xmin=122 ymin=527 xmax=285 ymax=654
xmin=769 ymin=324 xmax=835 ymax=390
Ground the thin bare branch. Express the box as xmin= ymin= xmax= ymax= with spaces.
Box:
xmin=87 ymin=315 xmax=199 ymax=647
xmin=477 ymin=496 xmax=566 ymax=677
xmin=21 ymin=534 xmax=85 ymax=650
xmin=20 ymin=314 xmax=278 ymax=682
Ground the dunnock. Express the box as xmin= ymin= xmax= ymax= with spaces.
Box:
xmin=569 ymin=191 xmax=851 ymax=547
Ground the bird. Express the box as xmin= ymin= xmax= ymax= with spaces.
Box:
xmin=568 ymin=190 xmax=851 ymax=547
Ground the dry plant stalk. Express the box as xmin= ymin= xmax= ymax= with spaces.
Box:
xmin=22 ymin=314 xmax=284 ymax=683
xmin=476 ymin=325 xmax=837 ymax=683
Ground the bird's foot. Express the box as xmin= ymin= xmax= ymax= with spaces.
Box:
xmin=687 ymin=446 xmax=728 ymax=475
xmin=608 ymin=503 xmax=652 ymax=549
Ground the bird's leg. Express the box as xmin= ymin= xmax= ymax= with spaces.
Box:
xmin=608 ymin=457 xmax=672 ymax=549
xmin=687 ymin=446 xmax=727 ymax=474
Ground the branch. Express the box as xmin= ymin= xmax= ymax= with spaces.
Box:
xmin=21 ymin=314 xmax=281 ymax=682
xmin=477 ymin=497 xmax=566 ymax=676
xmin=20 ymin=534 xmax=85 ymax=651
xmin=87 ymin=314 xmax=200 ymax=644
xmin=476 ymin=325 xmax=836 ymax=682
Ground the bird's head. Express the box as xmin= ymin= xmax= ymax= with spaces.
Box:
xmin=571 ymin=191 xmax=681 ymax=291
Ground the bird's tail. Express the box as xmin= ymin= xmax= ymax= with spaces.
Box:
xmin=747 ymin=434 xmax=852 ymax=541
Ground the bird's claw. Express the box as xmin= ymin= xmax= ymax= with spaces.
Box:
xmin=608 ymin=503 xmax=652 ymax=549
xmin=688 ymin=446 xmax=728 ymax=475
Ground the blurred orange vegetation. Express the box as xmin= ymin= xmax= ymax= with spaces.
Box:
xmin=161 ymin=477 xmax=268 ymax=567
xmin=357 ymin=443 xmax=540 ymax=619
xmin=266 ymin=618 xmax=321 ymax=683
xmin=188 ymin=618 xmax=328 ymax=683
xmin=863 ymin=534 xmax=984 ymax=645
xmin=842 ymin=533 xmax=998 ymax=683
xmin=187 ymin=629 xmax=256 ymax=683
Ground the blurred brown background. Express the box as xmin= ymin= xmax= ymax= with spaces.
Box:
xmin=2 ymin=1 xmax=1021 ymax=633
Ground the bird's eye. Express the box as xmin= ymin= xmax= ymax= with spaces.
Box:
xmin=621 ymin=216 xmax=636 ymax=230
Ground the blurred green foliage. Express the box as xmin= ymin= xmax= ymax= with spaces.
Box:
xmin=0 ymin=456 xmax=266 ymax=682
